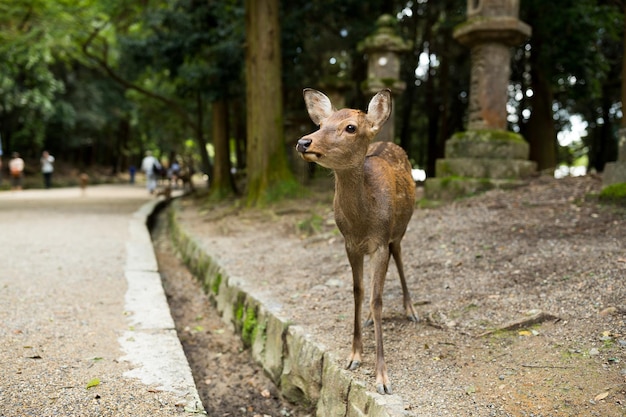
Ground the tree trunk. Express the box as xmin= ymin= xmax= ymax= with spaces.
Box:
xmin=590 ymin=85 xmax=617 ymax=172
xmin=195 ymin=91 xmax=212 ymax=185
xmin=622 ymin=2 xmax=626 ymax=129
xmin=425 ymin=53 xmax=440 ymax=178
xmin=233 ymin=98 xmax=246 ymax=172
xmin=245 ymin=0 xmax=296 ymax=206
xmin=211 ymin=99 xmax=237 ymax=197
xmin=526 ymin=66 xmax=557 ymax=172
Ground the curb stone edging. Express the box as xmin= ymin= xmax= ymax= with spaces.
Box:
xmin=120 ymin=198 xmax=206 ymax=414
xmin=166 ymin=201 xmax=410 ymax=417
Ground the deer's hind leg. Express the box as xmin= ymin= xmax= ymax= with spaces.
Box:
xmin=390 ymin=240 xmax=419 ymax=322
xmin=369 ymin=245 xmax=393 ymax=394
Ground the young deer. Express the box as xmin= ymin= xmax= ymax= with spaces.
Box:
xmin=296 ymin=88 xmax=417 ymax=395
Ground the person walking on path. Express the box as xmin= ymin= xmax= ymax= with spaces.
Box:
xmin=141 ymin=151 xmax=161 ymax=194
xmin=9 ymin=152 xmax=24 ymax=191
xmin=40 ymin=150 xmax=55 ymax=189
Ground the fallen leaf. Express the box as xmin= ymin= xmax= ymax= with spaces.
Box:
xmin=260 ymin=388 xmax=270 ymax=398
xmin=86 ymin=378 xmax=100 ymax=389
xmin=594 ymin=391 xmax=609 ymax=401
xmin=518 ymin=330 xmax=532 ymax=336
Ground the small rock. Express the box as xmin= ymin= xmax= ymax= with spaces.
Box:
xmin=589 ymin=348 xmax=600 ymax=356
xmin=325 ymin=278 xmax=343 ymax=288
xmin=599 ymin=306 xmax=618 ymax=316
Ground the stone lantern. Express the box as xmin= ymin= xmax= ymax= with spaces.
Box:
xmin=318 ymin=52 xmax=352 ymax=110
xmin=359 ymin=14 xmax=411 ymax=142
xmin=424 ymin=0 xmax=536 ymax=200
xmin=454 ymin=0 xmax=531 ymax=131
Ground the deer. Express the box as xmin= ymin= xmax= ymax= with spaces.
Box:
xmin=295 ymin=88 xmax=418 ymax=395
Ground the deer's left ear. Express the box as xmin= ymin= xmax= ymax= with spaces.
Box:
xmin=366 ymin=89 xmax=392 ymax=132
xmin=303 ymin=88 xmax=334 ymax=126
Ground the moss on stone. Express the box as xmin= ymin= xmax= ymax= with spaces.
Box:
xmin=599 ymin=183 xmax=626 ymax=206
xmin=450 ymin=129 xmax=526 ymax=143
xmin=241 ymin=306 xmax=258 ymax=347
xmin=234 ymin=300 xmax=245 ymax=326
xmin=211 ymin=272 xmax=222 ymax=295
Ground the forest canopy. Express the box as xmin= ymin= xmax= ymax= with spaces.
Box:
xmin=0 ymin=0 xmax=623 ymax=201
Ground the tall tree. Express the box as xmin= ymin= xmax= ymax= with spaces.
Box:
xmin=518 ymin=0 xmax=621 ymax=172
xmin=245 ymin=0 xmax=297 ymax=206
xmin=81 ymin=0 xmax=220 ymax=179
xmin=622 ymin=1 xmax=626 ymax=130
xmin=396 ymin=0 xmax=467 ymax=176
xmin=0 ymin=0 xmax=77 ymax=155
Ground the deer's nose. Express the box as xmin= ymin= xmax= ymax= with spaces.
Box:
xmin=296 ymin=138 xmax=312 ymax=153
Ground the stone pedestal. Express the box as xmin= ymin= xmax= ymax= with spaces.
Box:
xmin=602 ymin=128 xmax=626 ymax=187
xmin=425 ymin=130 xmax=536 ymax=200
xmin=424 ymin=0 xmax=534 ymax=200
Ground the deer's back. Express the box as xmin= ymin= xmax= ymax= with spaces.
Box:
xmin=356 ymin=141 xmax=415 ymax=245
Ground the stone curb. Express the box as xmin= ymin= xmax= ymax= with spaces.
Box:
xmin=120 ymin=198 xmax=205 ymax=414
xmin=166 ymin=201 xmax=409 ymax=417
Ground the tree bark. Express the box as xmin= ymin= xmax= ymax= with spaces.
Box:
xmin=621 ymin=2 xmax=626 ymax=129
xmin=526 ymin=66 xmax=557 ymax=172
xmin=195 ymin=92 xmax=212 ymax=181
xmin=244 ymin=0 xmax=296 ymax=206
xmin=211 ymin=99 xmax=237 ymax=197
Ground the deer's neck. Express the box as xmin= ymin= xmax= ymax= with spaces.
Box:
xmin=333 ymin=166 xmax=368 ymax=221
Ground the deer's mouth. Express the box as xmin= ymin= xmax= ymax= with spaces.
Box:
xmin=300 ymin=151 xmax=322 ymax=161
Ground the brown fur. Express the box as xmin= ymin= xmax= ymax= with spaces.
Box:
xmin=296 ymin=89 xmax=417 ymax=394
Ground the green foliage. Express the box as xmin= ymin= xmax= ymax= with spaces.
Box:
xmin=0 ymin=1 xmax=70 ymax=150
xmin=0 ymin=0 xmax=623 ymax=199
xmin=515 ymin=0 xmax=624 ymax=170
xmin=118 ymin=0 xmax=245 ymax=101
xmin=522 ymin=0 xmax=621 ymax=100
xmin=297 ymin=213 xmax=324 ymax=236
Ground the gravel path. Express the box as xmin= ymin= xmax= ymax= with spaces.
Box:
xmin=0 ymin=185 xmax=202 ymax=416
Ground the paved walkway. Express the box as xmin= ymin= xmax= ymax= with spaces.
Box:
xmin=0 ymin=185 xmax=204 ymax=416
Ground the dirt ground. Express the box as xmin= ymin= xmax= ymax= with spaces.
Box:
xmin=156 ymin=175 xmax=625 ymax=416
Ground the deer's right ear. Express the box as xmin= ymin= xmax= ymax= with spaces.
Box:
xmin=303 ymin=88 xmax=334 ymax=125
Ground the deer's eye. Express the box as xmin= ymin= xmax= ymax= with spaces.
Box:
xmin=345 ymin=124 xmax=356 ymax=134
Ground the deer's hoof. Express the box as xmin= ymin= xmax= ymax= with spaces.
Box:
xmin=363 ymin=318 xmax=373 ymax=327
xmin=407 ymin=312 xmax=419 ymax=323
xmin=347 ymin=360 xmax=361 ymax=371
xmin=376 ymin=382 xmax=392 ymax=395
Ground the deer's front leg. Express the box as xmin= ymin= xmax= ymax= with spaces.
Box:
xmin=370 ymin=245 xmax=392 ymax=395
xmin=346 ymin=249 xmax=364 ymax=371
